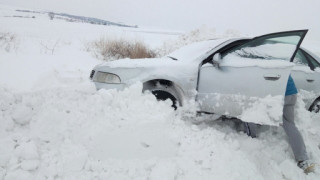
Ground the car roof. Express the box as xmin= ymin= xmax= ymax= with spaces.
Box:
xmin=166 ymin=36 xmax=320 ymax=64
xmin=167 ymin=38 xmax=249 ymax=62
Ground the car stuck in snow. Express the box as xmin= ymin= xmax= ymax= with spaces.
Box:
xmin=90 ymin=30 xmax=320 ymax=125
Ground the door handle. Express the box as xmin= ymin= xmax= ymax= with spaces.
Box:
xmin=264 ymin=74 xmax=281 ymax=81
xmin=306 ymin=79 xmax=314 ymax=83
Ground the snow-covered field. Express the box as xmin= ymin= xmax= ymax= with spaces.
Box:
xmin=0 ymin=4 xmax=320 ymax=180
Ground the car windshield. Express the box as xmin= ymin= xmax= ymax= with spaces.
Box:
xmin=166 ymin=39 xmax=228 ymax=62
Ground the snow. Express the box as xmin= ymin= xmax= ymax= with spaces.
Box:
xmin=159 ymin=25 xmax=242 ymax=57
xmin=167 ymin=38 xmax=228 ymax=62
xmin=0 ymin=4 xmax=320 ymax=180
xmin=240 ymin=95 xmax=284 ymax=126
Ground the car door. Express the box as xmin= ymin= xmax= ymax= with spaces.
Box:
xmin=291 ymin=49 xmax=315 ymax=92
xmin=291 ymin=49 xmax=320 ymax=109
xmin=303 ymin=50 xmax=320 ymax=97
xmin=197 ymin=30 xmax=308 ymax=125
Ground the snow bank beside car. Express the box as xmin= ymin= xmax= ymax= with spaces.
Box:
xmin=0 ymin=84 xmax=176 ymax=179
xmin=157 ymin=26 xmax=241 ymax=56
xmin=1 ymin=84 xmax=320 ymax=180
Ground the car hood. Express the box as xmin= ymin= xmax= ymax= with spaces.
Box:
xmin=95 ymin=57 xmax=188 ymax=69
xmin=93 ymin=57 xmax=199 ymax=88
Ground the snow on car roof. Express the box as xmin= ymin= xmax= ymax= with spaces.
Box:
xmin=167 ymin=38 xmax=230 ymax=62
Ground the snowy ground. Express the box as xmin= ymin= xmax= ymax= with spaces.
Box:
xmin=1 ymin=4 xmax=320 ymax=180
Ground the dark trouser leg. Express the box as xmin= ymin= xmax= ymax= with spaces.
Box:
xmin=245 ymin=122 xmax=257 ymax=138
xmin=282 ymin=94 xmax=308 ymax=162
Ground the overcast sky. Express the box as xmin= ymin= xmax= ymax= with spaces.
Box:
xmin=1 ymin=0 xmax=320 ymax=41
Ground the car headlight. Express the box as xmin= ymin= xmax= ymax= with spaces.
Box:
xmin=93 ymin=72 xmax=121 ymax=84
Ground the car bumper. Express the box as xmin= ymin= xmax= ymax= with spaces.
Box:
xmin=93 ymin=82 xmax=126 ymax=91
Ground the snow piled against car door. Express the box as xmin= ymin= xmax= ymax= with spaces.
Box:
xmin=1 ymin=84 xmax=320 ymax=179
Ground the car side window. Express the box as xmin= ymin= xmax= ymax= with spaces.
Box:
xmin=311 ymin=59 xmax=320 ymax=68
xmin=221 ymin=31 xmax=306 ymax=62
xmin=293 ymin=49 xmax=309 ymax=66
xmin=304 ymin=51 xmax=320 ymax=69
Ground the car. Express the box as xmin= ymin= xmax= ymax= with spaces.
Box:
xmin=89 ymin=30 xmax=320 ymax=125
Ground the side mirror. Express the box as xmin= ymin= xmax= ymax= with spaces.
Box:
xmin=212 ymin=53 xmax=222 ymax=68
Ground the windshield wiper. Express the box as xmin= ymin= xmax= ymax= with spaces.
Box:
xmin=167 ymin=56 xmax=177 ymax=60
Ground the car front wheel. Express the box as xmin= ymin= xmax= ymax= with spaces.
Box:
xmin=151 ymin=90 xmax=178 ymax=110
xmin=310 ymin=99 xmax=320 ymax=113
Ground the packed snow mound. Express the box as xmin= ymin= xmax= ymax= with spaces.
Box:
xmin=1 ymin=84 xmax=320 ymax=180
xmin=0 ymin=84 xmax=177 ymax=179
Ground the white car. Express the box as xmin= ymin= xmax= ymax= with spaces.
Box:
xmin=90 ymin=30 xmax=320 ymax=125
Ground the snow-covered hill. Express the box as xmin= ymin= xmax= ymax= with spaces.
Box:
xmin=0 ymin=4 xmax=320 ymax=180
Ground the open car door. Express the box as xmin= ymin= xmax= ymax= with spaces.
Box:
xmin=197 ymin=30 xmax=308 ymax=125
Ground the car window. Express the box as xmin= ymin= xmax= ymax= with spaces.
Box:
xmin=304 ymin=51 xmax=320 ymax=69
xmin=311 ymin=59 xmax=320 ymax=68
xmin=293 ymin=49 xmax=309 ymax=66
xmin=221 ymin=31 xmax=306 ymax=62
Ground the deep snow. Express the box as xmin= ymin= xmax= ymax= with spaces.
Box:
xmin=1 ymin=84 xmax=320 ymax=180
xmin=0 ymin=4 xmax=320 ymax=180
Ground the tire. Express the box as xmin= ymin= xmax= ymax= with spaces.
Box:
xmin=151 ymin=90 xmax=178 ymax=110
xmin=309 ymin=99 xmax=320 ymax=113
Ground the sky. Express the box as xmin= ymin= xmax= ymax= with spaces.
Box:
xmin=1 ymin=0 xmax=320 ymax=41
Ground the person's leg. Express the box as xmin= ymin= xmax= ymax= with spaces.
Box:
xmin=282 ymin=94 xmax=308 ymax=162
xmin=245 ymin=122 xmax=257 ymax=138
